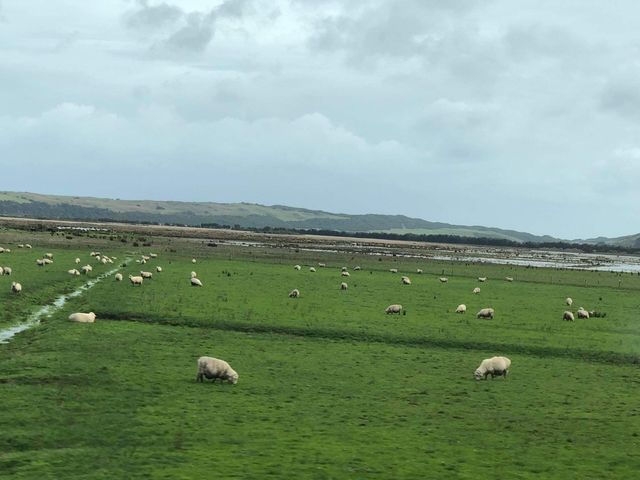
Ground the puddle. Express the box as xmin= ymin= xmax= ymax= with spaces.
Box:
xmin=0 ymin=264 xmax=124 ymax=344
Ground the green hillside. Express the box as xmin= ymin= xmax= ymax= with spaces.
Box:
xmin=0 ymin=190 xmax=598 ymax=244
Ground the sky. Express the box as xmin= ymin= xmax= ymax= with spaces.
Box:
xmin=1 ymin=0 xmax=639 ymax=239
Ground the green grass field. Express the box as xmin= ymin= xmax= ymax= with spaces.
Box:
xmin=1 ymin=230 xmax=639 ymax=479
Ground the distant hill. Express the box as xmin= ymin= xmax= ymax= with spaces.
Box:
xmin=0 ymin=190 xmax=617 ymax=245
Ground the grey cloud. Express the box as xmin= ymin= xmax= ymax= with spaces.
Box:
xmin=124 ymin=0 xmax=184 ymax=30
xmin=600 ymin=81 xmax=640 ymax=119
xmin=155 ymin=11 xmax=216 ymax=54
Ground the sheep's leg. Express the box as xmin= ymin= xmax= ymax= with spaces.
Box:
xmin=196 ymin=373 xmax=203 ymax=383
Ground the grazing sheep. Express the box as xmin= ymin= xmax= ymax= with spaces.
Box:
xmin=36 ymin=259 xmax=45 ymax=266
xmin=474 ymin=356 xmax=511 ymax=380
xmin=563 ymin=311 xmax=575 ymax=322
xmin=140 ymin=271 xmax=153 ymax=279
xmin=95 ymin=255 xmax=102 ymax=262
xmin=389 ymin=268 xmax=398 ymax=273
xmin=385 ymin=304 xmax=403 ymax=314
xmin=417 ymin=269 xmax=423 ymax=274
xmin=90 ymin=252 xmax=97 ymax=256
xmin=81 ymin=265 xmax=93 ymax=274
xmin=288 ymin=288 xmax=300 ymax=298
xmin=156 ymin=266 xmax=162 ymax=272
xmin=1 ymin=267 xmax=11 ymax=276
xmin=577 ymin=308 xmax=590 ymax=319
xmin=115 ymin=273 xmax=123 ymax=281
xmin=0 ymin=248 xmax=4 ymax=253
xmin=566 ymin=297 xmax=573 ymax=306
xmin=473 ymin=287 xmax=481 ymax=294
xmin=44 ymin=253 xmax=53 ymax=259
xmin=11 ymin=281 xmax=22 ymax=294
xmin=140 ymin=259 xmax=146 ymax=264
xmin=456 ymin=304 xmax=467 ymax=314
xmin=0 ymin=267 xmax=3 ymax=275
xmin=3 ymin=248 xmax=10 ymax=253
xmin=341 ymin=266 xmax=348 ymax=272
xmin=318 ymin=263 xmax=326 ymax=267
xmin=478 ymin=277 xmax=487 ymax=282
xmin=354 ymin=266 xmax=361 ymax=271
xmin=340 ymin=282 xmax=348 ymax=290
xmin=68 ymin=312 xmax=96 ymax=323
xmin=67 ymin=269 xmax=80 ymax=276
xmin=129 ymin=275 xmax=143 ymax=286
xmin=342 ymin=271 xmax=350 ymax=277
xmin=294 ymin=265 xmax=301 ymax=271
xmin=309 ymin=267 xmax=316 ymax=272
xmin=476 ymin=308 xmax=494 ymax=319
xmin=75 ymin=258 xmax=81 ymax=264
xmin=505 ymin=277 xmax=514 ymax=282
xmin=149 ymin=253 xmax=158 ymax=258
xmin=191 ymin=271 xmax=197 ymax=278
xmin=402 ymin=276 xmax=411 ymax=285
xmin=17 ymin=244 xmax=24 ymax=248
xmin=191 ymin=277 xmax=203 ymax=287
xmin=25 ymin=244 xmax=32 ymax=249
xmin=43 ymin=258 xmax=53 ymax=265
xmin=439 ymin=277 xmax=448 ymax=283
xmin=192 ymin=258 xmax=197 ymax=264
xmin=196 ymin=356 xmax=238 ymax=384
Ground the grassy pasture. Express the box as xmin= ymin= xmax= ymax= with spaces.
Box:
xmin=1 ymin=231 xmax=640 ymax=479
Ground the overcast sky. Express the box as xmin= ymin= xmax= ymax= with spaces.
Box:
xmin=1 ymin=0 xmax=638 ymax=239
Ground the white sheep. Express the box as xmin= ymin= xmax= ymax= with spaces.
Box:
xmin=17 ymin=244 xmax=24 ymax=248
xmin=294 ymin=265 xmax=301 ymax=271
xmin=385 ymin=304 xmax=403 ymax=314
xmin=417 ymin=269 xmax=423 ymax=274
xmin=115 ymin=273 xmax=123 ymax=281
xmin=192 ymin=258 xmax=197 ymax=264
xmin=191 ymin=277 xmax=203 ymax=287
xmin=389 ymin=268 xmax=398 ymax=273
xmin=342 ymin=271 xmax=350 ymax=277
xmin=1 ymin=267 xmax=11 ymax=276
xmin=196 ymin=356 xmax=238 ymax=384
xmin=67 ymin=269 xmax=80 ymax=276
xmin=340 ymin=282 xmax=348 ymax=290
xmin=191 ymin=271 xmax=197 ymax=278
xmin=478 ymin=277 xmax=487 ymax=282
xmin=563 ymin=311 xmax=575 ymax=322
xmin=0 ymin=267 xmax=3 ymax=275
xmin=473 ymin=287 xmax=481 ymax=294
xmin=44 ymin=253 xmax=53 ymax=259
xmin=90 ymin=252 xmax=97 ymax=256
xmin=81 ymin=265 xmax=93 ymax=274
xmin=402 ymin=276 xmax=411 ymax=285
xmin=11 ymin=281 xmax=22 ymax=294
xmin=129 ymin=275 xmax=143 ymax=286
xmin=288 ymin=288 xmax=300 ymax=298
xmin=68 ymin=312 xmax=96 ymax=323
xmin=149 ymin=253 xmax=158 ymax=258
xmin=318 ymin=262 xmax=326 ymax=267
xmin=439 ymin=277 xmax=448 ymax=283
xmin=341 ymin=267 xmax=348 ymax=272
xmin=354 ymin=266 xmax=361 ymax=271
xmin=577 ymin=308 xmax=590 ymax=319
xmin=474 ymin=356 xmax=511 ymax=380
xmin=309 ymin=267 xmax=316 ymax=272
xmin=25 ymin=244 xmax=32 ymax=249
xmin=505 ymin=277 xmax=514 ymax=282
xmin=43 ymin=258 xmax=53 ymax=265
xmin=140 ymin=271 xmax=153 ymax=279
xmin=156 ymin=266 xmax=162 ymax=272
xmin=476 ymin=308 xmax=494 ymax=319
xmin=36 ymin=258 xmax=45 ymax=266
xmin=101 ymin=258 xmax=108 ymax=265
xmin=456 ymin=304 xmax=467 ymax=314
xmin=566 ymin=297 xmax=573 ymax=306
xmin=75 ymin=258 xmax=81 ymax=264
xmin=4 ymin=248 xmax=10 ymax=253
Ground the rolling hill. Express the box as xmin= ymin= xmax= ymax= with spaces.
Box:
xmin=0 ymin=191 xmax=627 ymax=245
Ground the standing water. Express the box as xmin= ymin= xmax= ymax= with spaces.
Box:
xmin=0 ymin=265 xmax=123 ymax=344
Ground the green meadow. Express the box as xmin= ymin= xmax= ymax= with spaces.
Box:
xmin=1 ymin=230 xmax=639 ymax=479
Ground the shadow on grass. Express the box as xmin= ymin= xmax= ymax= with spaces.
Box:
xmin=99 ymin=311 xmax=640 ymax=366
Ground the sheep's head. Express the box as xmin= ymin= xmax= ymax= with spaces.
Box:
xmin=228 ymin=371 xmax=239 ymax=384
xmin=474 ymin=369 xmax=484 ymax=380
